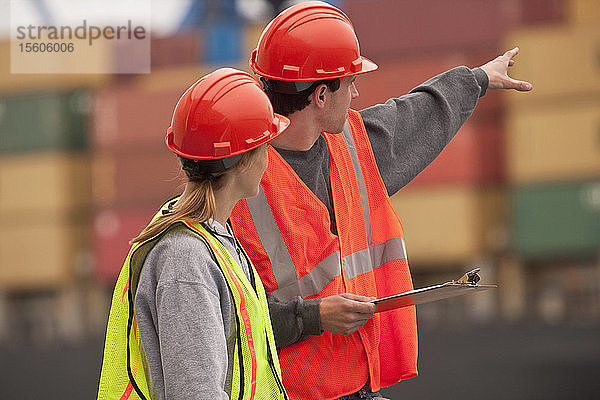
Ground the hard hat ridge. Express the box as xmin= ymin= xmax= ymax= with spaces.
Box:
xmin=250 ymin=0 xmax=378 ymax=82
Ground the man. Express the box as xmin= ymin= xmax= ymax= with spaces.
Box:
xmin=230 ymin=2 xmax=532 ymax=399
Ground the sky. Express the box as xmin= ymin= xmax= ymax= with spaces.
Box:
xmin=0 ymin=0 xmax=195 ymax=38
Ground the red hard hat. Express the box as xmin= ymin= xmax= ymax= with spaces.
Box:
xmin=250 ymin=1 xmax=378 ymax=82
xmin=166 ymin=68 xmax=289 ymax=160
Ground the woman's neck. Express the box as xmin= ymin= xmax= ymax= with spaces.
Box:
xmin=177 ymin=180 xmax=239 ymax=227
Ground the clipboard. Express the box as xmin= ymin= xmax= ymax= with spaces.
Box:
xmin=372 ymin=268 xmax=498 ymax=313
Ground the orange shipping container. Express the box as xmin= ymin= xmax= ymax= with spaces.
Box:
xmin=391 ymin=186 xmax=506 ymax=266
xmin=506 ymin=100 xmax=600 ymax=184
xmin=504 ymin=26 xmax=600 ymax=106
xmin=0 ymin=217 xmax=89 ymax=290
xmin=568 ymin=0 xmax=600 ymax=26
xmin=0 ymin=152 xmax=91 ymax=217
xmin=0 ymin=40 xmax=111 ymax=94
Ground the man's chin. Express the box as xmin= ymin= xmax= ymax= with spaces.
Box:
xmin=331 ymin=122 xmax=347 ymax=134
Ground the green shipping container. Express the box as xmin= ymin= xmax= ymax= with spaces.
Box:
xmin=512 ymin=180 xmax=600 ymax=257
xmin=0 ymin=91 xmax=89 ymax=153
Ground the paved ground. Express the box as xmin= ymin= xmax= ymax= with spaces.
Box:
xmin=382 ymin=323 xmax=600 ymax=400
xmin=0 ymin=322 xmax=599 ymax=399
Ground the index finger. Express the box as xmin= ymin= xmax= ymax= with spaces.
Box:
xmin=504 ymin=47 xmax=519 ymax=60
xmin=340 ymin=293 xmax=376 ymax=302
xmin=350 ymin=299 xmax=377 ymax=314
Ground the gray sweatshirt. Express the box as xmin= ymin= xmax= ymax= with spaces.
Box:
xmin=134 ymin=221 xmax=251 ymax=400
xmin=271 ymin=66 xmax=488 ymax=345
xmin=134 ymin=66 xmax=488 ymax=398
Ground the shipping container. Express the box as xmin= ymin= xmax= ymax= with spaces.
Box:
xmin=344 ymin=0 xmax=511 ymax=59
xmin=0 ymin=152 xmax=91 ymax=217
xmin=0 ymin=41 xmax=111 ymax=93
xmin=409 ymin=119 xmax=505 ymax=186
xmin=91 ymin=87 xmax=182 ymax=151
xmin=113 ymin=31 xmax=202 ymax=71
xmin=391 ymin=186 xmax=507 ymax=266
xmin=568 ymin=0 xmax=600 ymax=26
xmin=0 ymin=91 xmax=90 ymax=154
xmin=130 ymin=63 xmax=219 ymax=91
xmin=93 ymin=205 xmax=163 ymax=282
xmin=518 ymin=0 xmax=566 ymax=25
xmin=511 ymin=180 xmax=600 ymax=258
xmin=507 ymin=101 xmax=600 ymax=184
xmin=150 ymin=31 xmax=203 ymax=69
xmin=350 ymin=53 xmax=503 ymax=117
xmin=504 ymin=26 xmax=600 ymax=105
xmin=91 ymin=149 xmax=183 ymax=207
xmin=0 ymin=217 xmax=89 ymax=290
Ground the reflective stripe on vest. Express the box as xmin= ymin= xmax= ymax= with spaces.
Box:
xmin=97 ymin=201 xmax=287 ymax=400
xmin=244 ymin=121 xmax=408 ymax=301
xmin=247 ymin=189 xmax=407 ymax=302
xmin=230 ymin=109 xmax=418 ymax=399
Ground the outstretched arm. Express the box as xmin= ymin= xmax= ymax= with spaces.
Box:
xmin=479 ymin=47 xmax=532 ymax=91
xmin=361 ymin=48 xmax=532 ymax=196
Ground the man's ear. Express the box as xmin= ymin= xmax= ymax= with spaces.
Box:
xmin=311 ymin=84 xmax=328 ymax=109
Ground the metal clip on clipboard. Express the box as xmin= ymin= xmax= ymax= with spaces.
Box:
xmin=372 ymin=268 xmax=498 ymax=313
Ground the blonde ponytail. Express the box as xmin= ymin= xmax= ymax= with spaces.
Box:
xmin=130 ymin=147 xmax=261 ymax=245
xmin=129 ymin=177 xmax=220 ymax=245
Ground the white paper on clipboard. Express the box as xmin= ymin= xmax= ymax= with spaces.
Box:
xmin=372 ymin=269 xmax=498 ymax=313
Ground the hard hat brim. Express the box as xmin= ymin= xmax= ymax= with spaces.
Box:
xmin=166 ymin=113 xmax=290 ymax=162
xmin=250 ymin=55 xmax=379 ymax=82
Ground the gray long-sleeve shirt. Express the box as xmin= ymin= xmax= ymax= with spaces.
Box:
xmin=134 ymin=66 xmax=488 ymax=398
xmin=135 ymin=221 xmax=251 ymax=400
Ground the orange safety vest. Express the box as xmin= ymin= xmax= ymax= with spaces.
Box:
xmin=230 ymin=109 xmax=418 ymax=400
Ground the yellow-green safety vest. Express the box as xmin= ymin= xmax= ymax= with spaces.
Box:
xmin=97 ymin=199 xmax=287 ymax=400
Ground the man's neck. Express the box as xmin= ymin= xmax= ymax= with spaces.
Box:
xmin=270 ymin=111 xmax=322 ymax=151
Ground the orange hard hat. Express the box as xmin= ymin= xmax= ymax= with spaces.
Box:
xmin=250 ymin=1 xmax=377 ymax=84
xmin=166 ymin=68 xmax=289 ymax=163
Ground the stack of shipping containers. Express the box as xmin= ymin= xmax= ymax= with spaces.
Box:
xmin=0 ymin=0 xmax=599 ymax=397
xmin=343 ymin=0 xmax=511 ymax=324
xmin=0 ymin=38 xmax=109 ymax=342
xmin=504 ymin=0 xmax=600 ymax=322
xmin=344 ymin=0 xmax=599 ymax=324
xmin=91 ymin=0 xmax=285 ymax=287
xmin=91 ymin=2 xmax=245 ymax=285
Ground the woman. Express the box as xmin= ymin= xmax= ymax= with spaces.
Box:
xmin=97 ymin=68 xmax=290 ymax=400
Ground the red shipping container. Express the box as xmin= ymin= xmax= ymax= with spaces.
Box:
xmin=92 ymin=149 xmax=184 ymax=207
xmin=91 ymin=87 xmax=184 ymax=151
xmin=518 ymin=0 xmax=566 ymax=25
xmin=150 ymin=31 xmax=203 ymax=69
xmin=351 ymin=54 xmax=503 ymax=117
xmin=344 ymin=0 xmax=513 ymax=58
xmin=93 ymin=206 xmax=160 ymax=282
xmin=406 ymin=118 xmax=505 ymax=187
